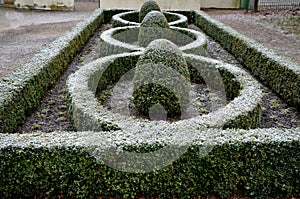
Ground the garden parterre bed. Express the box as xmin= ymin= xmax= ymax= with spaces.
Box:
xmin=0 ymin=8 xmax=300 ymax=198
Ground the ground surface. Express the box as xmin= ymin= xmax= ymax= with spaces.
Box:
xmin=0 ymin=2 xmax=98 ymax=79
xmin=205 ymin=8 xmax=300 ymax=64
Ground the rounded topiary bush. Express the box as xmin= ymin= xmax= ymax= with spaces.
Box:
xmin=138 ymin=11 xmax=170 ymax=47
xmin=132 ymin=39 xmax=190 ymax=118
xmin=139 ymin=0 xmax=161 ymax=22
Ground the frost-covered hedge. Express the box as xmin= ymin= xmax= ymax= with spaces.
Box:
xmin=112 ymin=10 xmax=188 ymax=28
xmin=67 ymin=51 xmax=262 ymax=132
xmin=138 ymin=11 xmax=170 ymax=47
xmin=1 ymin=128 xmax=300 ymax=198
xmin=0 ymin=9 xmax=105 ymax=133
xmin=0 ymin=8 xmax=298 ymax=198
xmin=99 ymin=26 xmax=207 ymax=57
xmin=194 ymin=10 xmax=300 ymax=109
xmin=139 ymin=0 xmax=161 ymax=22
xmin=132 ymin=39 xmax=190 ymax=117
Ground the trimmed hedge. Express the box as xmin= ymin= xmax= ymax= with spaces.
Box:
xmin=132 ymin=39 xmax=190 ymax=117
xmin=0 ymin=8 xmax=298 ymax=198
xmin=99 ymin=26 xmax=208 ymax=57
xmin=112 ymin=10 xmax=188 ymax=28
xmin=194 ymin=10 xmax=300 ymax=109
xmin=138 ymin=0 xmax=161 ymax=22
xmin=0 ymin=9 xmax=105 ymax=133
xmin=1 ymin=128 xmax=300 ymax=198
xmin=138 ymin=11 xmax=170 ymax=47
xmin=67 ymin=51 xmax=262 ymax=132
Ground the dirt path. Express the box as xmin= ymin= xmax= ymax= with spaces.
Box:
xmin=0 ymin=2 xmax=98 ymax=79
xmin=205 ymin=9 xmax=300 ymax=64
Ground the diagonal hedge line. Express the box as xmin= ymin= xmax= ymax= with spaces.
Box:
xmin=0 ymin=9 xmax=105 ymax=133
xmin=0 ymin=128 xmax=300 ymax=198
xmin=193 ymin=10 xmax=300 ymax=109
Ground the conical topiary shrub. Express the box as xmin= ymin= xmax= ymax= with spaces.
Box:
xmin=139 ymin=0 xmax=161 ymax=22
xmin=132 ymin=39 xmax=190 ymax=118
xmin=138 ymin=11 xmax=170 ymax=47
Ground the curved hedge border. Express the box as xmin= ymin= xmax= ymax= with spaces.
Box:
xmin=0 ymin=8 xmax=299 ymax=199
xmin=1 ymin=127 xmax=300 ymax=198
xmin=98 ymin=26 xmax=208 ymax=57
xmin=67 ymin=52 xmax=262 ymax=132
xmin=112 ymin=10 xmax=188 ymax=28
xmin=0 ymin=9 xmax=105 ymax=133
xmin=193 ymin=10 xmax=300 ymax=109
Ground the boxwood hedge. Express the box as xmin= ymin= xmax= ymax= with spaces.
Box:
xmin=67 ymin=51 xmax=262 ymax=132
xmin=0 ymin=9 xmax=105 ymax=133
xmin=98 ymin=25 xmax=208 ymax=57
xmin=1 ymin=128 xmax=300 ymax=198
xmin=138 ymin=11 xmax=170 ymax=47
xmin=0 ymin=8 xmax=299 ymax=199
xmin=132 ymin=39 xmax=190 ymax=117
xmin=193 ymin=10 xmax=300 ymax=109
xmin=112 ymin=10 xmax=188 ymax=28
xmin=139 ymin=0 xmax=161 ymax=22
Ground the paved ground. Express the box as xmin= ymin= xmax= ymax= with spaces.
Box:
xmin=0 ymin=2 xmax=98 ymax=79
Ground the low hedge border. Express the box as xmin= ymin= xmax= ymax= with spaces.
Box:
xmin=98 ymin=26 xmax=208 ymax=57
xmin=112 ymin=10 xmax=188 ymax=28
xmin=1 ymin=127 xmax=300 ymax=198
xmin=67 ymin=52 xmax=262 ymax=132
xmin=0 ymin=9 xmax=105 ymax=133
xmin=193 ymin=10 xmax=300 ymax=109
xmin=0 ymin=8 xmax=298 ymax=198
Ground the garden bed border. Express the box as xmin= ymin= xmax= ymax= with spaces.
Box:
xmin=193 ymin=10 xmax=300 ymax=109
xmin=0 ymin=8 xmax=300 ymax=198
xmin=1 ymin=127 xmax=300 ymax=198
xmin=112 ymin=10 xmax=188 ymax=28
xmin=0 ymin=9 xmax=105 ymax=133
xmin=67 ymin=52 xmax=262 ymax=131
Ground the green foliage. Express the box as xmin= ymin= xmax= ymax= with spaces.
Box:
xmin=68 ymin=51 xmax=262 ymax=131
xmin=112 ymin=10 xmax=188 ymax=28
xmin=138 ymin=11 xmax=170 ymax=47
xmin=138 ymin=0 xmax=161 ymax=22
xmin=0 ymin=9 xmax=105 ymax=133
xmin=194 ymin=10 xmax=300 ymax=109
xmin=1 ymin=128 xmax=300 ymax=198
xmin=132 ymin=39 xmax=190 ymax=117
